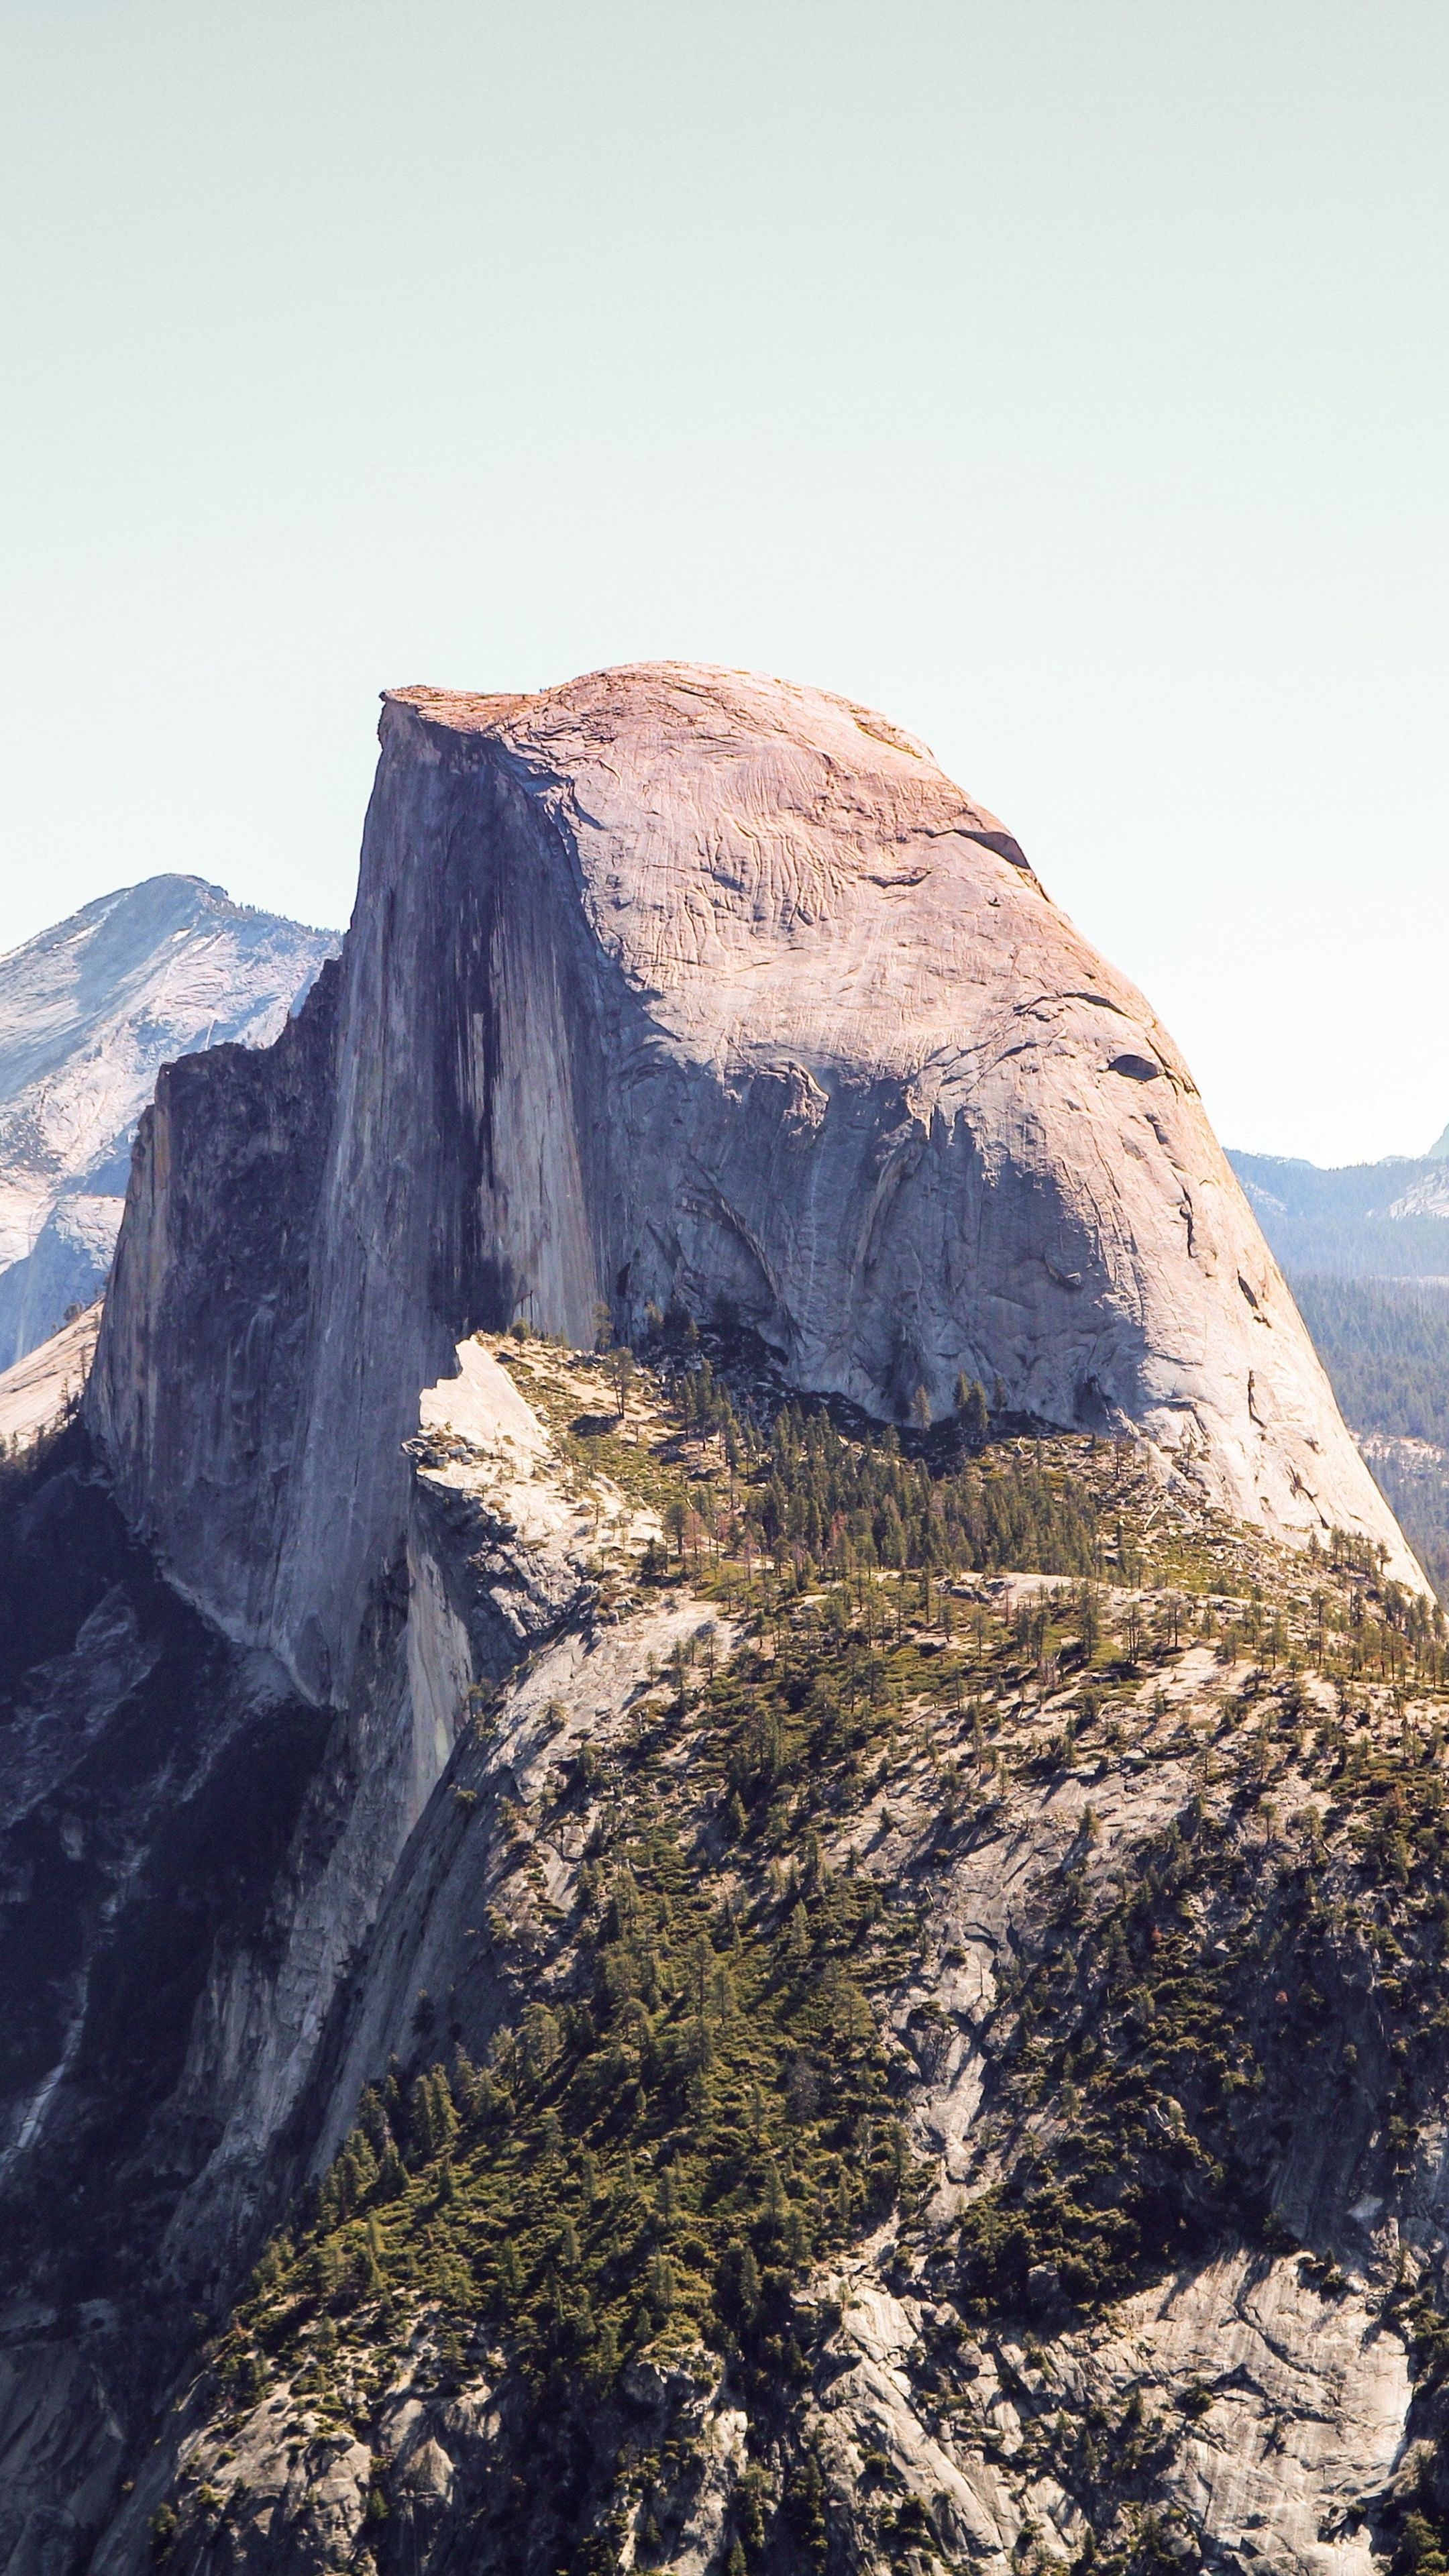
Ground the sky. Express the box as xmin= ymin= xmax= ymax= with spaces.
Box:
xmin=1 ymin=1 xmax=1445 ymax=1168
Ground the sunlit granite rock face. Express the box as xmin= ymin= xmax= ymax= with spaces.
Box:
xmin=1 ymin=653 xmax=1436 ymax=2565
xmin=88 ymin=664 xmax=1416 ymax=1691
xmin=0 ymin=875 xmax=335 ymax=1364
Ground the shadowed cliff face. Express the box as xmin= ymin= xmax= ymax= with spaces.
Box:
xmin=0 ymin=1393 xmax=508 ymax=2573
xmin=0 ymin=1430 xmax=334 ymax=2574
xmin=87 ymin=664 xmax=1416 ymax=1711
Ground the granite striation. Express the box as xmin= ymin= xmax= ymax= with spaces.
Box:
xmin=89 ymin=664 xmax=1418 ymax=1719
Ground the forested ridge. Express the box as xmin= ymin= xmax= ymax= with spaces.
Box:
xmin=1291 ymin=1277 xmax=1449 ymax=1599
xmin=125 ymin=1330 xmax=1449 ymax=2576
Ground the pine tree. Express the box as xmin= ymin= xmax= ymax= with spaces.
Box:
xmin=647 ymin=2251 xmax=675 ymax=2316
xmin=737 ymin=2243 xmax=761 ymax=2321
xmin=955 ymin=1376 xmax=989 ymax=1448
xmin=345 ymin=2130 xmax=378 ymax=2200
xmin=358 ymin=2084 xmax=389 ymax=2154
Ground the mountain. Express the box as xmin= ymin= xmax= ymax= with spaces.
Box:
xmin=1228 ymin=1148 xmax=1449 ymax=1279
xmin=0 ymin=875 xmax=337 ymax=1364
xmin=2 ymin=665 xmax=1444 ymax=2576
xmin=90 ymin=665 xmax=1413 ymax=1691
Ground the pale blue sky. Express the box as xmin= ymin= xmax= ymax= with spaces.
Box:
xmin=1 ymin=1 xmax=1445 ymax=1164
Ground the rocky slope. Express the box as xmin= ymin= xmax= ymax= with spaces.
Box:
xmin=0 ymin=875 xmax=335 ymax=1363
xmin=0 ymin=664 xmax=1440 ymax=2576
xmin=0 ymin=1303 xmax=100 ymax=1452
xmin=66 ymin=1332 xmax=1449 ymax=2576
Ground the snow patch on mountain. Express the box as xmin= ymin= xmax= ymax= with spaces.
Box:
xmin=0 ymin=875 xmax=336 ymax=1362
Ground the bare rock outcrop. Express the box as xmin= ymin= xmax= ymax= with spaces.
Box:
xmin=87 ymin=664 xmax=1418 ymax=1712
xmin=89 ymin=1348 xmax=1449 ymax=2576
xmin=0 ymin=1301 xmax=99 ymax=1451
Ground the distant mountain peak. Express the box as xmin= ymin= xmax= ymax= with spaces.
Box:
xmin=1228 ymin=1145 xmax=1449 ymax=1279
xmin=0 ymin=878 xmax=337 ymax=1363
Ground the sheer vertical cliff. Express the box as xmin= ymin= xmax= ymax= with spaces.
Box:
xmin=87 ymin=663 xmax=1417 ymax=1711
xmin=3 ymin=663 xmax=1436 ymax=2576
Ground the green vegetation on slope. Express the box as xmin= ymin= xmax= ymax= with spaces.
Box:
xmin=1291 ymin=1277 xmax=1449 ymax=1598
xmin=1293 ymin=1280 xmax=1449 ymax=1452
xmin=155 ymin=1342 xmax=1449 ymax=2574
xmin=223 ymin=1695 xmax=917 ymax=2414
xmin=195 ymin=1569 xmax=971 ymax=2571
xmin=957 ymin=1684 xmax=1449 ymax=2316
